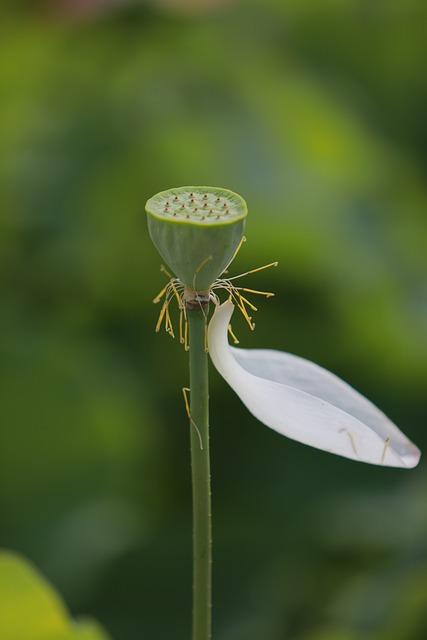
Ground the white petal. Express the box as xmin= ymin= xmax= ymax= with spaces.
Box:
xmin=208 ymin=301 xmax=420 ymax=468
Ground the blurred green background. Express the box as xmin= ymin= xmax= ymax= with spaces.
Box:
xmin=1 ymin=1 xmax=426 ymax=639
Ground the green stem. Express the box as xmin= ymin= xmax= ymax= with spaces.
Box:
xmin=187 ymin=306 xmax=212 ymax=640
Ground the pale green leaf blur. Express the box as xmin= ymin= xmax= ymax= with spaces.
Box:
xmin=0 ymin=1 xmax=426 ymax=639
xmin=0 ymin=552 xmax=110 ymax=640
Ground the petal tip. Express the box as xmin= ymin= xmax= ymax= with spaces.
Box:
xmin=221 ymin=299 xmax=234 ymax=311
xmin=401 ymin=446 xmax=421 ymax=469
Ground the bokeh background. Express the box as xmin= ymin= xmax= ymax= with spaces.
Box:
xmin=1 ymin=1 xmax=426 ymax=638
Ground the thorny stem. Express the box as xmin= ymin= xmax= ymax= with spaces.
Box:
xmin=151 ymin=257 xmax=277 ymax=639
xmin=187 ymin=304 xmax=212 ymax=640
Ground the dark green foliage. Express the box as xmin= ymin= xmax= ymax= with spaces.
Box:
xmin=0 ymin=1 xmax=426 ymax=639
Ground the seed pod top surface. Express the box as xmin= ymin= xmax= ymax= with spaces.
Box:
xmin=146 ymin=186 xmax=247 ymax=225
xmin=146 ymin=186 xmax=247 ymax=290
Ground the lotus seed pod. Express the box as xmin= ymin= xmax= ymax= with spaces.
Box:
xmin=146 ymin=186 xmax=247 ymax=292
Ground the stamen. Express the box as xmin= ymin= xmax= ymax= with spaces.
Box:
xmin=155 ymin=301 xmax=167 ymax=333
xmin=193 ymin=254 xmax=213 ymax=281
xmin=227 ymin=261 xmax=278 ymax=281
xmin=235 ymin=287 xmax=275 ymax=298
xmin=153 ymin=282 xmax=170 ymax=304
xmin=169 ymin=279 xmax=182 ymax=306
xmin=179 ymin=308 xmax=185 ymax=344
xmin=153 ymin=241 xmax=277 ymax=348
xmin=339 ymin=428 xmax=358 ymax=456
xmin=165 ymin=305 xmax=175 ymax=338
xmin=182 ymin=387 xmax=203 ymax=449
xmin=221 ymin=235 xmax=247 ymax=276
xmin=228 ymin=324 xmax=239 ymax=344
xmin=382 ymin=436 xmax=391 ymax=463
xmin=182 ymin=387 xmax=191 ymax=417
xmin=235 ymin=294 xmax=255 ymax=330
xmin=237 ymin=293 xmax=258 ymax=312
xmin=160 ymin=264 xmax=173 ymax=278
xmin=184 ymin=309 xmax=189 ymax=351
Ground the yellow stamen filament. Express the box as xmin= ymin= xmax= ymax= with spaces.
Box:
xmin=182 ymin=387 xmax=191 ymax=417
xmin=236 ymin=297 xmax=254 ymax=330
xmin=160 ymin=264 xmax=173 ymax=278
xmin=339 ymin=428 xmax=358 ymax=456
xmin=170 ymin=279 xmax=182 ymax=306
xmin=152 ymin=247 xmax=277 ymax=348
xmin=153 ymin=282 xmax=170 ymax=304
xmin=179 ymin=308 xmax=185 ymax=344
xmin=227 ymin=261 xmax=278 ymax=281
xmin=182 ymin=387 xmax=203 ymax=449
xmin=234 ymin=287 xmax=274 ymax=297
xmin=228 ymin=324 xmax=239 ymax=344
xmin=196 ymin=255 xmax=213 ymax=274
xmin=156 ymin=301 xmax=167 ymax=333
xmin=184 ymin=307 xmax=189 ymax=351
xmin=192 ymin=255 xmax=213 ymax=290
xmin=382 ymin=436 xmax=390 ymax=463
xmin=236 ymin=294 xmax=258 ymax=312
xmin=222 ymin=235 xmax=246 ymax=274
xmin=165 ymin=306 xmax=175 ymax=338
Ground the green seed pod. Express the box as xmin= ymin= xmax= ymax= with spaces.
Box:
xmin=146 ymin=186 xmax=247 ymax=292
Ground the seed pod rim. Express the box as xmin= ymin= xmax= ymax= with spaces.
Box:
xmin=145 ymin=185 xmax=248 ymax=227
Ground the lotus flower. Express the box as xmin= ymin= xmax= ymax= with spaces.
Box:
xmin=208 ymin=300 xmax=421 ymax=468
